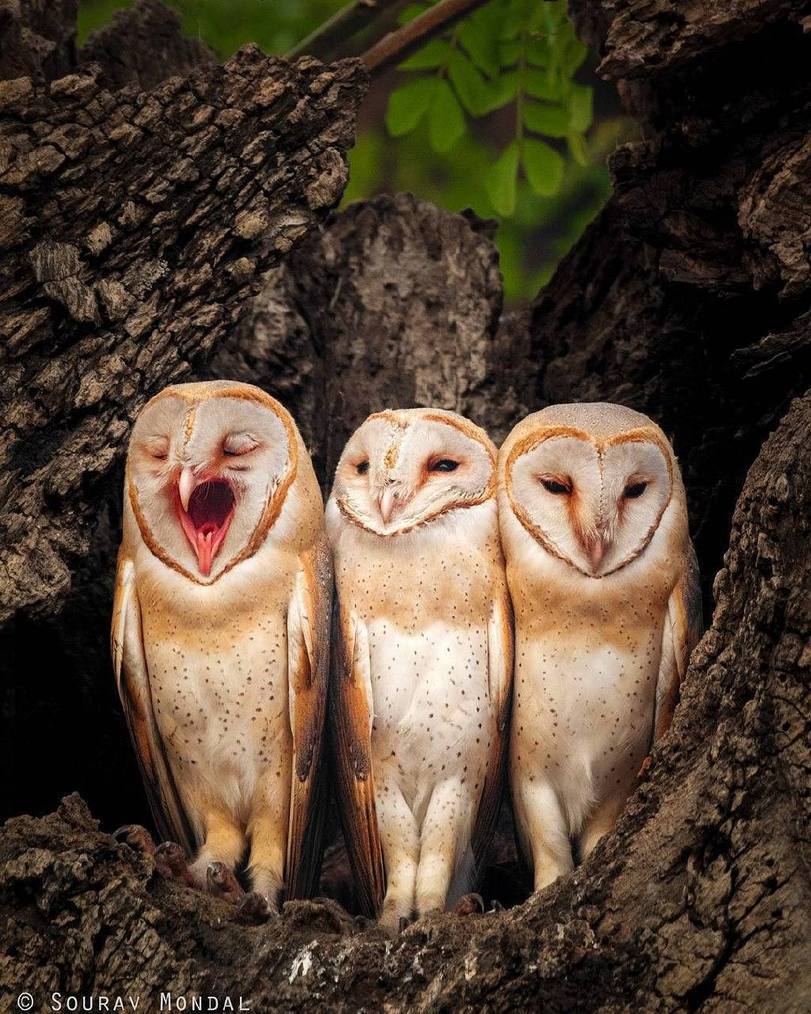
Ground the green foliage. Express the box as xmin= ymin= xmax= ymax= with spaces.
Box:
xmin=387 ymin=0 xmax=592 ymax=217
xmin=78 ymin=0 xmax=618 ymax=302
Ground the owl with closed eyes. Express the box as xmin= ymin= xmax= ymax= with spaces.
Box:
xmin=112 ymin=380 xmax=330 ymax=911
xmin=326 ymin=408 xmax=513 ymax=930
xmin=499 ymin=403 xmax=702 ymax=891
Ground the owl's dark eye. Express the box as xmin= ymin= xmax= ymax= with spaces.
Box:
xmin=624 ymin=481 xmax=648 ymax=499
xmin=541 ymin=477 xmax=571 ymax=495
xmin=356 ymin=460 xmax=369 ymax=475
xmin=429 ymin=458 xmax=459 ymax=473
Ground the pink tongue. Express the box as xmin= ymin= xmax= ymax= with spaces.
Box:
xmin=196 ymin=524 xmax=217 ymax=576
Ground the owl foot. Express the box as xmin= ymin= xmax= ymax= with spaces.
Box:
xmin=490 ymin=898 xmax=505 ymax=913
xmin=233 ymin=891 xmax=273 ymax=925
xmin=154 ymin=842 xmax=196 ymax=887
xmin=206 ymin=861 xmax=244 ymax=903
xmin=452 ymin=893 xmax=484 ymax=916
xmin=398 ymin=916 xmax=412 ymax=934
xmin=113 ymin=824 xmax=156 ymax=857
xmin=637 ymin=754 xmax=653 ymax=781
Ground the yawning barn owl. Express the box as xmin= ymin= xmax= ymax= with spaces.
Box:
xmin=326 ymin=409 xmax=513 ymax=930
xmin=111 ymin=380 xmax=330 ymax=911
xmin=499 ymin=403 xmax=702 ymax=891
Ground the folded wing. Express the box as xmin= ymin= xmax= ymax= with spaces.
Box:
xmin=330 ymin=606 xmax=386 ymax=917
xmin=111 ymin=553 xmax=196 ymax=854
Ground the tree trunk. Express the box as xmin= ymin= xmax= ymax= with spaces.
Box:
xmin=0 ymin=0 xmax=809 ymax=1009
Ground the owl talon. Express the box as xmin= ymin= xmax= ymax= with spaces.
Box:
xmin=637 ymin=755 xmax=653 ymax=781
xmin=206 ymin=861 xmax=244 ymax=903
xmin=397 ymin=916 xmax=412 ymax=935
xmin=154 ymin=842 xmax=195 ymax=887
xmin=490 ymin=898 xmax=504 ymax=913
xmin=113 ymin=824 xmax=156 ymax=856
xmin=453 ymin=893 xmax=484 ymax=916
xmin=234 ymin=891 xmax=272 ymax=925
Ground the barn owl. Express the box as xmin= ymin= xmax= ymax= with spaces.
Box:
xmin=111 ymin=380 xmax=331 ymax=912
xmin=499 ymin=403 xmax=702 ymax=891
xmin=326 ymin=409 xmax=512 ymax=930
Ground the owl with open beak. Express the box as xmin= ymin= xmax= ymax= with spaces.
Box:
xmin=111 ymin=380 xmax=331 ymax=912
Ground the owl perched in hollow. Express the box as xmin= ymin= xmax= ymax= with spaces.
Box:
xmin=326 ymin=409 xmax=513 ymax=930
xmin=498 ymin=403 xmax=702 ymax=891
xmin=111 ymin=380 xmax=331 ymax=910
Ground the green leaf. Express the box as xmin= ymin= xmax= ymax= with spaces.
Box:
xmin=522 ymin=137 xmax=564 ymax=197
xmin=567 ymin=132 xmax=589 ymax=167
xmin=479 ymin=70 xmax=520 ymax=113
xmin=486 ymin=141 xmax=520 ymax=217
xmin=400 ymin=39 xmax=451 ymax=70
xmin=448 ymin=50 xmax=487 ymax=115
xmin=428 ymin=79 xmax=465 ymax=154
xmin=523 ymin=101 xmax=570 ymax=138
xmin=567 ymin=84 xmax=593 ymax=132
xmin=561 ymin=35 xmax=588 ymax=74
xmin=499 ymin=38 xmax=521 ymax=66
xmin=458 ymin=7 xmax=501 ymax=78
xmin=525 ymin=68 xmax=562 ymax=101
xmin=527 ymin=37 xmax=551 ymax=66
xmin=385 ymin=78 xmax=436 ymax=137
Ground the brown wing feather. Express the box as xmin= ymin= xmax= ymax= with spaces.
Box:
xmin=330 ymin=606 xmax=385 ymax=917
xmin=654 ymin=541 xmax=703 ymax=741
xmin=471 ymin=589 xmax=514 ymax=873
xmin=111 ymin=553 xmax=196 ymax=854
xmin=285 ymin=541 xmax=332 ymax=900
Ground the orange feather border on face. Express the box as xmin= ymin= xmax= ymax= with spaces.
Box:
xmin=335 ymin=409 xmax=498 ymax=538
xmin=126 ymin=382 xmax=299 ymax=586
xmin=502 ymin=424 xmax=676 ymax=579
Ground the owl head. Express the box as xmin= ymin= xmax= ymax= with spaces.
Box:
xmin=500 ymin=403 xmax=685 ymax=578
xmin=329 ymin=408 xmax=496 ymax=537
xmin=125 ymin=380 xmax=305 ymax=582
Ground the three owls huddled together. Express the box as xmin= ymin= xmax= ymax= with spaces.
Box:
xmin=113 ymin=380 xmax=701 ymax=930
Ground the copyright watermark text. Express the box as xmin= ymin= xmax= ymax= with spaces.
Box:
xmin=16 ymin=994 xmax=250 ymax=1012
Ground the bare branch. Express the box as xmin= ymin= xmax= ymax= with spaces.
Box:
xmin=361 ymin=0 xmax=490 ymax=76
xmin=287 ymin=0 xmax=405 ymax=61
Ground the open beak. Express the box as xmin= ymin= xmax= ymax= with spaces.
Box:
xmin=176 ymin=466 xmax=236 ymax=577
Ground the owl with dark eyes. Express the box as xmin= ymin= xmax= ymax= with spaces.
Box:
xmin=499 ymin=403 xmax=702 ymax=891
xmin=112 ymin=381 xmax=331 ymax=912
xmin=326 ymin=408 xmax=513 ymax=930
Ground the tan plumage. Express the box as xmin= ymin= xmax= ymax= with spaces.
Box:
xmin=499 ymin=403 xmax=701 ymax=890
xmin=326 ymin=408 xmax=512 ymax=929
xmin=112 ymin=380 xmax=331 ymax=905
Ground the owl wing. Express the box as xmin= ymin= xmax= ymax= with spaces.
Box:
xmin=330 ymin=606 xmax=386 ymax=917
xmin=472 ymin=588 xmax=514 ymax=872
xmin=285 ymin=541 xmax=332 ymax=900
xmin=654 ymin=541 xmax=703 ymax=741
xmin=111 ymin=553 xmax=197 ymax=854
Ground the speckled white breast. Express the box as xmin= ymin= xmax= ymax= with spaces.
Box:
xmin=367 ymin=621 xmax=494 ymax=820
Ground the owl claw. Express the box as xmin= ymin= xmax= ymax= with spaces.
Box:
xmin=113 ymin=824 xmax=156 ymax=857
xmin=234 ymin=891 xmax=272 ymax=925
xmin=397 ymin=916 xmax=411 ymax=934
xmin=453 ymin=893 xmax=485 ymax=916
xmin=638 ymin=754 xmax=653 ymax=781
xmin=490 ymin=898 xmax=505 ymax=913
xmin=154 ymin=841 xmax=195 ymax=887
xmin=206 ymin=861 xmax=244 ymax=903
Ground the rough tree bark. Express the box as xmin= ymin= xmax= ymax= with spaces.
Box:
xmin=0 ymin=0 xmax=809 ymax=1009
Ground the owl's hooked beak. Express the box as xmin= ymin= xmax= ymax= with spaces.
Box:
xmin=378 ymin=486 xmax=399 ymax=525
xmin=176 ymin=466 xmax=236 ymax=576
xmin=586 ymin=533 xmax=611 ymax=573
